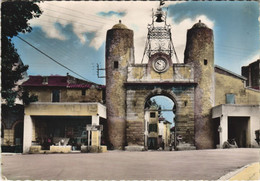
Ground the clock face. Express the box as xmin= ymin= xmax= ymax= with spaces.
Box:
xmin=153 ymin=58 xmax=168 ymax=72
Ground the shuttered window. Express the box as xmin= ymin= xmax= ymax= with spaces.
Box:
xmin=226 ymin=94 xmax=235 ymax=104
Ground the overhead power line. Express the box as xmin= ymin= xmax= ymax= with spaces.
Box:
xmin=33 ymin=18 xmax=97 ymax=31
xmin=17 ymin=36 xmax=91 ymax=82
xmin=44 ymin=14 xmax=100 ymax=28
xmin=44 ymin=8 xmax=106 ymax=25
xmin=49 ymin=3 xmax=115 ymax=22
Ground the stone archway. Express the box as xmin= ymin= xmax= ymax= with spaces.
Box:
xmin=125 ymin=84 xmax=195 ymax=150
xmin=143 ymin=88 xmax=178 ymax=110
xmin=12 ymin=120 xmax=24 ymax=146
xmin=143 ymin=88 xmax=178 ymax=150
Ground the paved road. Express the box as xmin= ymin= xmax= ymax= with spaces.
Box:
xmin=2 ymin=148 xmax=259 ymax=180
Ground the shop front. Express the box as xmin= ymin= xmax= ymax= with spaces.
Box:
xmin=23 ymin=102 xmax=107 ymax=153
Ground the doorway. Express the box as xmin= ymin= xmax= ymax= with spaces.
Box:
xmin=228 ymin=117 xmax=250 ymax=147
xmin=213 ymin=118 xmax=220 ymax=148
xmin=14 ymin=121 xmax=24 ymax=153
xmin=144 ymin=95 xmax=176 ymax=150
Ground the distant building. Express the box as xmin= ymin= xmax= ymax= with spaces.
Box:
xmin=147 ymin=107 xmax=159 ymax=150
xmin=158 ymin=118 xmax=171 ymax=148
xmin=23 ymin=74 xmax=105 ymax=103
xmin=1 ymin=74 xmax=107 ymax=153
xmin=145 ymin=106 xmax=171 ymax=150
xmin=242 ymin=59 xmax=260 ymax=90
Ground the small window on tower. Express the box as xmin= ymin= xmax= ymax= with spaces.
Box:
xmin=204 ymin=59 xmax=208 ymax=65
xmin=114 ymin=61 xmax=119 ymax=69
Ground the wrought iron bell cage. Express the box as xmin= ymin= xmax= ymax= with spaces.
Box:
xmin=142 ymin=6 xmax=179 ymax=64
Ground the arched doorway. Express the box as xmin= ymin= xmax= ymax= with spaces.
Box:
xmin=14 ymin=121 xmax=24 ymax=146
xmin=144 ymin=94 xmax=177 ymax=150
xmin=1 ymin=123 xmax=5 ymax=145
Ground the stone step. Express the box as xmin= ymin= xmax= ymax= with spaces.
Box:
xmin=176 ymin=143 xmax=196 ymax=151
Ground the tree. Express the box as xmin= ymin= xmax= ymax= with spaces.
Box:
xmin=1 ymin=1 xmax=42 ymax=106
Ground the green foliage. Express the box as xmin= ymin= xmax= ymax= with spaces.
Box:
xmin=20 ymin=90 xmax=38 ymax=105
xmin=1 ymin=1 xmax=42 ymax=37
xmin=1 ymin=1 xmax=42 ymax=107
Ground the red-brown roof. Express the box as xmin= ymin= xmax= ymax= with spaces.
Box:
xmin=67 ymin=84 xmax=105 ymax=89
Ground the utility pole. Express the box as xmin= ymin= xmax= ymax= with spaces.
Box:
xmin=97 ymin=64 xmax=105 ymax=78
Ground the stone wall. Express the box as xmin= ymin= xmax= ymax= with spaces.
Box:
xmin=3 ymin=129 xmax=14 ymax=145
xmin=26 ymin=87 xmax=103 ymax=103
xmin=127 ymin=64 xmax=194 ymax=83
xmin=1 ymin=105 xmax=24 ymax=146
xmin=62 ymin=89 xmax=103 ymax=103
xmin=126 ymin=85 xmax=195 ymax=146
xmin=215 ymin=71 xmax=260 ymax=105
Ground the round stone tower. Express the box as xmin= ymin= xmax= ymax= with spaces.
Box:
xmin=184 ymin=20 xmax=215 ymax=149
xmin=105 ymin=21 xmax=134 ymax=149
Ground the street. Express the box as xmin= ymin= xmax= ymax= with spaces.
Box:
xmin=2 ymin=148 xmax=259 ymax=180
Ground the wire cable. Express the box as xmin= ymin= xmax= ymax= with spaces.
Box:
xmin=44 ymin=8 xmax=107 ymax=25
xmin=17 ymin=36 xmax=92 ymax=82
xmin=43 ymin=14 xmax=101 ymax=28
xmin=49 ymin=3 xmax=115 ymax=22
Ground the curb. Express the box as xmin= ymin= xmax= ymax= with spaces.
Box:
xmin=1 ymin=176 xmax=7 ymax=180
xmin=218 ymin=162 xmax=259 ymax=180
xmin=1 ymin=153 xmax=22 ymax=156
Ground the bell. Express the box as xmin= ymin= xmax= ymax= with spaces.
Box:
xmin=155 ymin=14 xmax=164 ymax=23
xmin=155 ymin=8 xmax=164 ymax=23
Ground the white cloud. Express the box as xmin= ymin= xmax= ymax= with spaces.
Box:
xmin=30 ymin=1 xmax=214 ymax=63
xmin=170 ymin=15 xmax=214 ymax=63
xmin=243 ymin=52 xmax=260 ymax=66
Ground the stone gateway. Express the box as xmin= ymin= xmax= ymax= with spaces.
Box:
xmin=105 ymin=6 xmax=260 ymax=150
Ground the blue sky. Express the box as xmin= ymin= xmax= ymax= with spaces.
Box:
xmin=12 ymin=1 xmax=259 ymax=86
xmin=150 ymin=96 xmax=175 ymax=125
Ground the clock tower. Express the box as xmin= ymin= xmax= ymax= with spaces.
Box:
xmin=142 ymin=5 xmax=179 ymax=68
xmin=105 ymin=2 xmax=215 ymax=151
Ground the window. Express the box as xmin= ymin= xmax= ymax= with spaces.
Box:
xmin=150 ymin=112 xmax=156 ymax=118
xmin=42 ymin=76 xmax=48 ymax=84
xmin=226 ymin=94 xmax=235 ymax=104
xmin=204 ymin=59 xmax=208 ymax=65
xmin=149 ymin=124 xmax=158 ymax=133
xmin=82 ymin=89 xmax=86 ymax=96
xmin=52 ymin=90 xmax=60 ymax=102
xmin=114 ymin=61 xmax=119 ymax=69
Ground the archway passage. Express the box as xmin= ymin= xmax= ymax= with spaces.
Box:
xmin=14 ymin=121 xmax=24 ymax=153
xmin=1 ymin=123 xmax=4 ymax=145
xmin=144 ymin=95 xmax=176 ymax=150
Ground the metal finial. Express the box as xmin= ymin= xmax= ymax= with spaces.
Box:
xmin=160 ymin=0 xmax=165 ymax=6
xmin=119 ymin=20 xmax=122 ymax=24
xmin=199 ymin=20 xmax=201 ymax=23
